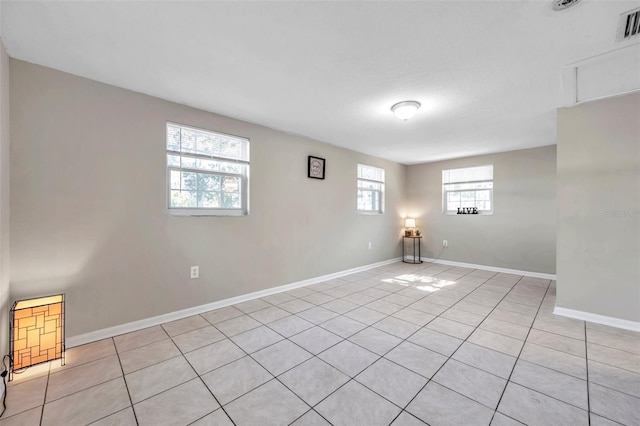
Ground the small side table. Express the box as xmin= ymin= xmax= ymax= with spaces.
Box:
xmin=402 ymin=236 xmax=423 ymax=264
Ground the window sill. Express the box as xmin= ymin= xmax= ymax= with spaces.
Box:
xmin=168 ymin=208 xmax=248 ymax=217
xmin=444 ymin=212 xmax=493 ymax=216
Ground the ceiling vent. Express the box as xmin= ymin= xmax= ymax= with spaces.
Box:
xmin=552 ymin=0 xmax=580 ymax=11
xmin=617 ymin=8 xmax=640 ymax=42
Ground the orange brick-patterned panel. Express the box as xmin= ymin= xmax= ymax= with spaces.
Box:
xmin=12 ymin=301 xmax=64 ymax=370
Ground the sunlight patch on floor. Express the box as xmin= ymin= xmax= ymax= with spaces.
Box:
xmin=381 ymin=274 xmax=459 ymax=293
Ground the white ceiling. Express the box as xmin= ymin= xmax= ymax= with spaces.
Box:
xmin=2 ymin=0 xmax=639 ymax=164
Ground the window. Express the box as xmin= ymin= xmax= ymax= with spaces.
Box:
xmin=166 ymin=123 xmax=249 ymax=216
xmin=442 ymin=165 xmax=493 ymax=214
xmin=357 ymin=164 xmax=385 ymax=213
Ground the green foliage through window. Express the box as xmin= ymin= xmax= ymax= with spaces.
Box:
xmin=357 ymin=164 xmax=385 ymax=213
xmin=167 ymin=123 xmax=249 ymax=214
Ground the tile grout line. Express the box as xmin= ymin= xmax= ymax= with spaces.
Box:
xmin=586 ymin=324 xmax=640 ymax=342
xmin=38 ymin=362 xmax=51 ymax=426
xmin=198 ymin=307 xmax=335 ymax=425
xmin=85 ymin=407 xmax=133 ymax=426
xmin=282 ymin=277 xmax=436 ymax=424
xmin=215 ymin=323 xmax=323 ymax=425
xmin=311 ymin=267 xmax=557 ymax=424
xmin=528 ymin=315 xmax=640 ymax=362
xmin=579 ymin=362 xmax=640 ymax=398
xmin=311 ymin=269 xmax=613 ymax=420
xmin=0 ymin=368 xmax=50 ymax=422
xmin=194 ymin=278 xmax=596 ymax=426
xmin=389 ymin=269 xmax=527 ymax=424
xmin=24 ymin=356 xmax=136 ymax=425
xmin=225 ymin=263 xmax=473 ymax=424
xmin=161 ymin=317 xmax=243 ymax=426
xmin=194 ymin=305 xmax=337 ymax=414
xmin=19 ymin=376 xmax=129 ymax=421
xmin=584 ymin=320 xmax=592 ymax=426
xmin=380 ymin=269 xmax=497 ymax=423
xmin=245 ymin=276 xmax=414 ymax=425
xmin=487 ymin=277 xmax=558 ymax=425
xmin=160 ymin=322 xmax=212 ymax=340
xmin=304 ymin=265 xmax=476 ymax=379
xmin=286 ymin=407 xmax=334 ymax=426
xmin=520 ymin=296 xmax=640 ymax=395
xmin=513 ymin=340 xmax=587 ymax=377
xmin=584 ymin=338 xmax=640 ymax=357
xmin=376 ymin=267 xmax=507 ymax=423
xmin=113 ymin=337 xmax=140 ymax=426
xmin=120 ymin=353 xmax=183 ymax=377
xmin=250 ymin=297 xmax=404 ymax=423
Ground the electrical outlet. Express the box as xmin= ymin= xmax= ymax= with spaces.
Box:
xmin=190 ymin=266 xmax=199 ymax=279
xmin=368 ymin=242 xmax=372 ymax=250
xmin=442 ymin=240 xmax=448 ymax=247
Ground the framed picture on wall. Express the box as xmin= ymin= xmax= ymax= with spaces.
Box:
xmin=308 ymin=156 xmax=326 ymax=180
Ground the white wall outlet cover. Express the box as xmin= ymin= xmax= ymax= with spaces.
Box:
xmin=190 ymin=266 xmax=199 ymax=279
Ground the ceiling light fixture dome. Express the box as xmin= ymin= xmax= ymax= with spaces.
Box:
xmin=552 ymin=0 xmax=580 ymax=11
xmin=391 ymin=101 xmax=421 ymax=120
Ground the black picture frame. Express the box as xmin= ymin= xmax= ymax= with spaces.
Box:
xmin=308 ymin=156 xmax=326 ymax=180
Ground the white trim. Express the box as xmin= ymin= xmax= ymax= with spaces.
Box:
xmin=554 ymin=307 xmax=640 ymax=332
xmin=563 ymin=88 xmax=640 ymax=107
xmin=357 ymin=163 xmax=385 ymax=214
xmin=418 ymin=257 xmax=557 ymax=280
xmin=561 ymin=43 xmax=640 ymax=71
xmin=560 ymin=44 xmax=640 ymax=106
xmin=166 ymin=121 xmax=250 ymax=147
xmin=167 ymin=208 xmax=247 ymax=217
xmin=66 ymin=257 xmax=402 ymax=348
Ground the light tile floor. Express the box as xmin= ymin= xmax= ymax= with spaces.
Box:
xmin=2 ymin=262 xmax=639 ymax=425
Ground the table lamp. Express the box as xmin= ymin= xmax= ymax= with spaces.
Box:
xmin=405 ymin=218 xmax=416 ymax=236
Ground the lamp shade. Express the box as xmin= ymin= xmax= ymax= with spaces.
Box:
xmin=404 ymin=218 xmax=416 ymax=228
xmin=10 ymin=294 xmax=65 ymax=378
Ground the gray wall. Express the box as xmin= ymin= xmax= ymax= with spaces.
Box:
xmin=0 ymin=40 xmax=9 ymax=356
xmin=10 ymin=59 xmax=406 ymax=338
xmin=406 ymin=146 xmax=557 ymax=274
xmin=557 ymin=92 xmax=640 ymax=323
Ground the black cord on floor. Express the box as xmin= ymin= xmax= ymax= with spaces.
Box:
xmin=0 ymin=355 xmax=10 ymax=418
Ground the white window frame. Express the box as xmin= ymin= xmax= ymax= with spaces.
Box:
xmin=442 ymin=165 xmax=493 ymax=215
xmin=357 ymin=164 xmax=385 ymax=214
xmin=166 ymin=122 xmax=250 ymax=216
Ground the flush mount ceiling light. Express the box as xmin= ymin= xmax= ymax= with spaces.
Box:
xmin=552 ymin=0 xmax=580 ymax=11
xmin=391 ymin=101 xmax=421 ymax=120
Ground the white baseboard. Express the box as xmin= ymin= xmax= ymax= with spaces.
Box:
xmin=554 ymin=307 xmax=640 ymax=332
xmin=67 ymin=257 xmax=402 ymax=348
xmin=417 ymin=257 xmax=557 ymax=280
